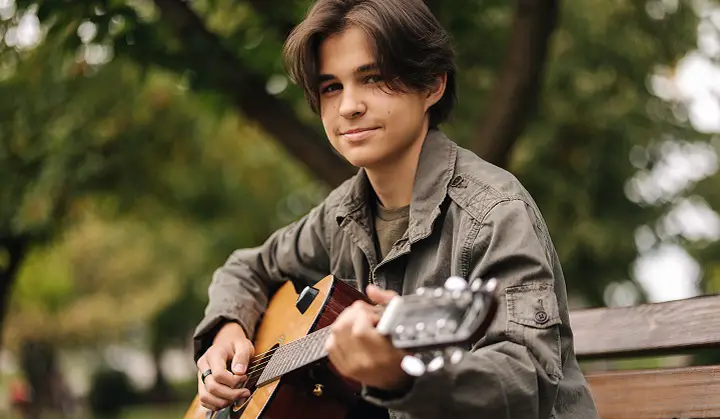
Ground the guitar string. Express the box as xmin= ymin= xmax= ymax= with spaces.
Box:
xmin=245 ymin=323 xmax=325 ymax=363
xmin=245 ymin=308 xmax=339 ymax=364
xmin=229 ymin=303 xmax=351 ymax=385
xmin=238 ymin=328 xmax=329 ymax=384
xmin=243 ymin=329 xmax=332 ymax=383
xmin=242 ymin=300 xmax=356 ymax=364
xmin=246 ymin=330 xmax=329 ymax=381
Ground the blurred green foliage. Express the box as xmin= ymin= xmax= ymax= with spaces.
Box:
xmin=0 ymin=0 xmax=719 ymax=413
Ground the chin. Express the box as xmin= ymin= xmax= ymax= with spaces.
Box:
xmin=340 ymin=149 xmax=383 ymax=169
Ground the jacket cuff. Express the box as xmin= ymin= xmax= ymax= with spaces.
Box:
xmin=192 ymin=308 xmax=259 ymax=363
xmin=361 ymin=369 xmax=451 ymax=416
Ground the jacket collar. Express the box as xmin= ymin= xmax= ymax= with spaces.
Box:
xmin=335 ymin=129 xmax=458 ymax=243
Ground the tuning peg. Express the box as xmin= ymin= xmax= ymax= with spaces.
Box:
xmin=470 ymin=276 xmax=498 ymax=293
xmin=401 ymin=354 xmax=426 ymax=377
xmin=484 ymin=277 xmax=498 ymax=293
xmin=444 ymin=276 xmax=467 ymax=291
xmin=427 ymin=354 xmax=445 ymax=372
xmin=448 ymin=347 xmax=465 ymax=365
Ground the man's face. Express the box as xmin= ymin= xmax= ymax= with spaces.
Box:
xmin=317 ymin=26 xmax=437 ymax=170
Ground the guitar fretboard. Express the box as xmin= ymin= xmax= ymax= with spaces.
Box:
xmin=256 ymin=327 xmax=331 ymax=386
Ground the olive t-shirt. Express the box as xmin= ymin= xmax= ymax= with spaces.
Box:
xmin=374 ymin=201 xmax=409 ymax=261
xmin=373 ymin=201 xmax=409 ymax=296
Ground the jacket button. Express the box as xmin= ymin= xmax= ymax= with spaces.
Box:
xmin=534 ymin=310 xmax=549 ymax=325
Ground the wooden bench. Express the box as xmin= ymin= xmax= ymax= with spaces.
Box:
xmin=569 ymin=294 xmax=720 ymax=419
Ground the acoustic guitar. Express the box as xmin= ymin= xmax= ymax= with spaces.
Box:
xmin=183 ymin=274 xmax=498 ymax=419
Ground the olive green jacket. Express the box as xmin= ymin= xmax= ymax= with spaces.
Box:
xmin=193 ymin=129 xmax=599 ymax=418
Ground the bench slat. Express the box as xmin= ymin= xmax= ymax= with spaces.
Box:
xmin=570 ymin=295 xmax=720 ymax=359
xmin=586 ymin=365 xmax=720 ymax=419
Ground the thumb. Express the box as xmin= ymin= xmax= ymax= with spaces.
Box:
xmin=366 ymin=284 xmax=398 ymax=305
xmin=231 ymin=340 xmax=253 ymax=375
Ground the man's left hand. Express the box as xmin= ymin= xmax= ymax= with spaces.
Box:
xmin=325 ymin=284 xmax=412 ymax=391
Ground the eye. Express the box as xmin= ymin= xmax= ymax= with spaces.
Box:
xmin=321 ymin=83 xmax=342 ymax=94
xmin=364 ymin=74 xmax=383 ymax=84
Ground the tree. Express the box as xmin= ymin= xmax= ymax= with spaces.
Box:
xmin=4 ymin=0 xmax=719 ymax=333
xmin=3 ymin=39 xmax=323 ymax=410
xmin=11 ymin=0 xmax=560 ymax=186
xmin=2 ymin=1 xmax=719 ymax=410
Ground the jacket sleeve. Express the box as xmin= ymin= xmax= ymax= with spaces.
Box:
xmin=192 ymin=201 xmax=332 ymax=362
xmin=362 ymin=198 xmax=565 ymax=419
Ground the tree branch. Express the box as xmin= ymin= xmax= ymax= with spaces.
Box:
xmin=152 ymin=0 xmax=355 ymax=187
xmin=472 ymin=0 xmax=560 ymax=169
xmin=243 ymin=0 xmax=297 ymax=39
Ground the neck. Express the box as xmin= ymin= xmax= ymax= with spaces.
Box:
xmin=366 ymin=126 xmax=428 ymax=209
xmin=255 ymin=328 xmax=332 ymax=387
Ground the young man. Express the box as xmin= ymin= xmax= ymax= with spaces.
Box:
xmin=192 ymin=0 xmax=599 ymax=418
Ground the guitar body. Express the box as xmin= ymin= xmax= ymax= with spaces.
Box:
xmin=184 ymin=275 xmax=384 ymax=419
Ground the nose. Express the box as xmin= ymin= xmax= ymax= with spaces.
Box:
xmin=338 ymin=87 xmax=366 ymax=119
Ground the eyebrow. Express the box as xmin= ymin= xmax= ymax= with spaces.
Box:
xmin=318 ymin=63 xmax=379 ymax=84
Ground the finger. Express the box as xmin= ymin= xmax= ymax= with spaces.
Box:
xmin=200 ymin=366 xmax=251 ymax=405
xmin=207 ymin=347 xmax=244 ymax=389
xmin=325 ymin=333 xmax=351 ymax=376
xmin=366 ymin=284 xmax=398 ymax=305
xmin=351 ymin=309 xmax=381 ymax=342
xmin=231 ymin=340 xmax=255 ymax=375
xmin=205 ymin=381 xmax=251 ymax=404
xmin=354 ymin=302 xmax=383 ymax=327
xmin=331 ymin=304 xmax=359 ymax=339
xmin=198 ymin=371 xmax=231 ymax=411
xmin=196 ymin=355 xmax=211 ymax=376
xmin=196 ymin=350 xmax=213 ymax=375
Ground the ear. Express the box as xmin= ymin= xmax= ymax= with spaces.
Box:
xmin=424 ymin=72 xmax=447 ymax=111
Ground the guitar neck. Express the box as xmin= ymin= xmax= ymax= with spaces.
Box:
xmin=249 ymin=275 xmax=498 ymax=389
xmin=255 ymin=327 xmax=331 ymax=387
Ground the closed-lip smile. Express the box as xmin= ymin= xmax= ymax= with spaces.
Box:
xmin=341 ymin=127 xmax=378 ymax=135
xmin=340 ymin=127 xmax=379 ymax=142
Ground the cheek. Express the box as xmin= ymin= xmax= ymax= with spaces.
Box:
xmin=320 ymin=106 xmax=335 ymax=134
xmin=388 ymin=95 xmax=423 ymax=118
xmin=385 ymin=101 xmax=420 ymax=131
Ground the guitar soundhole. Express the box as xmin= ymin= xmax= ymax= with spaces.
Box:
xmin=210 ymin=343 xmax=280 ymax=418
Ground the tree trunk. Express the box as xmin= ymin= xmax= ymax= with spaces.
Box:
xmin=152 ymin=0 xmax=356 ymax=188
xmin=148 ymin=347 xmax=173 ymax=403
xmin=19 ymin=340 xmax=75 ymax=418
xmin=0 ymin=235 xmax=30 ymax=347
xmin=471 ymin=0 xmax=560 ymax=169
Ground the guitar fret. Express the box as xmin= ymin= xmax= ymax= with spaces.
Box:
xmin=297 ymin=340 xmax=307 ymax=367
xmin=303 ymin=334 xmax=314 ymax=365
xmin=266 ymin=349 xmax=281 ymax=380
xmin=257 ymin=327 xmax=334 ymax=386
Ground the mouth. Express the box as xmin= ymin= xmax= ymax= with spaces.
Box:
xmin=340 ymin=127 xmax=380 ymax=142
xmin=341 ymin=127 xmax=379 ymax=135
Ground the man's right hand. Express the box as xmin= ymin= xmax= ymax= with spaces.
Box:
xmin=196 ymin=322 xmax=255 ymax=411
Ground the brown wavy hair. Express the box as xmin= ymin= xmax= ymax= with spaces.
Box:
xmin=283 ymin=0 xmax=457 ymax=128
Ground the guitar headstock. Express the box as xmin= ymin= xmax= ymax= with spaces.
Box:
xmin=375 ymin=276 xmax=498 ymax=376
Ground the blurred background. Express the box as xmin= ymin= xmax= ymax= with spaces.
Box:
xmin=0 ymin=0 xmax=718 ymax=417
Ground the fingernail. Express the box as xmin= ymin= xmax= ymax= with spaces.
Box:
xmin=239 ymin=388 xmax=251 ymax=397
xmin=233 ymin=363 xmax=246 ymax=374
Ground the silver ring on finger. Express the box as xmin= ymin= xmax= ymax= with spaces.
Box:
xmin=201 ymin=368 xmax=213 ymax=384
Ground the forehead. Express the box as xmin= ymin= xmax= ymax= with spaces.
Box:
xmin=318 ymin=26 xmax=375 ymax=77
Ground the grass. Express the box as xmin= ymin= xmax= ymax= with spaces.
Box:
xmin=3 ymin=403 xmax=191 ymax=419
xmin=118 ymin=403 xmax=189 ymax=419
